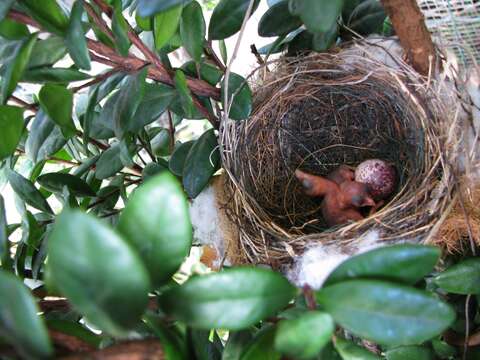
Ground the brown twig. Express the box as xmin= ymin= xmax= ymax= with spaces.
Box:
xmin=250 ymin=44 xmax=265 ymax=66
xmin=84 ymin=1 xmax=115 ymax=43
xmin=167 ymin=111 xmax=175 ymax=153
xmin=71 ymin=68 xmax=121 ymax=93
xmin=205 ymin=42 xmax=226 ymax=72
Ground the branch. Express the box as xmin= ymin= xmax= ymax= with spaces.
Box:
xmin=380 ymin=0 xmax=436 ymax=75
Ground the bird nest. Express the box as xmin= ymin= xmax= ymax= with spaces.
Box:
xmin=220 ymin=42 xmax=460 ymax=266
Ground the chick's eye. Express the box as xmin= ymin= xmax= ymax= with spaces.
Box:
xmin=351 ymin=194 xmax=362 ymax=205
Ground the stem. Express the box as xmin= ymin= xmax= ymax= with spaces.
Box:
xmin=71 ymin=67 xmax=120 ymax=93
xmin=167 ymin=111 xmax=175 ymax=153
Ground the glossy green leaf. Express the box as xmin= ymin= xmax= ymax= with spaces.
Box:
xmin=46 ymin=319 xmax=102 ymax=348
xmin=0 ymin=105 xmax=24 ymax=160
xmin=434 ymin=258 xmax=480 ymax=294
xmin=130 ymin=83 xmax=175 ymax=133
xmin=222 ymin=73 xmax=252 ymax=120
xmin=112 ymin=0 xmax=131 ymax=56
xmin=316 ymin=280 xmax=455 ymax=346
xmin=0 ymin=18 xmax=30 ymax=40
xmin=0 ymin=270 xmax=52 ymax=359
xmin=0 ymin=195 xmax=11 ymax=270
xmin=25 ymin=110 xmax=66 ymax=164
xmin=432 ymin=339 xmax=457 ymax=359
xmin=219 ymin=39 xmax=228 ymax=63
xmin=289 ymin=0 xmax=343 ymax=33
xmin=22 ymin=0 xmax=69 ymax=35
xmin=188 ymin=328 xmax=222 ymax=360
xmin=159 ymin=267 xmax=296 ymax=330
xmin=275 ymin=311 xmax=334 ymax=359
xmin=223 ymin=330 xmax=254 ymax=360
xmin=169 ymin=140 xmax=194 ymax=176
xmin=180 ymin=1 xmax=205 ymax=62
xmin=142 ymin=162 xmax=168 ymax=180
xmin=154 ymin=5 xmax=182 ymax=50
xmin=0 ymin=33 xmax=37 ymax=104
xmin=0 ymin=0 xmax=15 ymax=22
xmin=143 ymin=314 xmax=187 ymax=360
xmin=325 ymin=244 xmax=440 ymax=286
xmin=112 ymin=67 xmax=147 ymax=138
xmin=137 ymin=0 xmax=192 ymax=17
xmin=334 ymin=337 xmax=381 ymax=360
xmin=346 ymin=0 xmax=386 ymax=36
xmin=65 ymin=0 xmax=91 ymax=70
xmin=258 ymin=0 xmax=302 ymax=37
xmin=118 ymin=172 xmax=192 ymax=287
xmin=22 ymin=67 xmax=91 ymax=83
xmin=95 ymin=143 xmax=124 ymax=179
xmin=6 ymin=169 xmax=53 ymax=214
xmin=385 ymin=345 xmax=434 ymax=360
xmin=241 ymin=326 xmax=281 ymax=360
xmin=312 ymin=24 xmax=338 ymax=52
xmin=174 ymin=69 xmax=195 ymax=118
xmin=37 ymin=173 xmax=96 ymax=197
xmin=135 ymin=12 xmax=152 ymax=30
xmin=209 ymin=0 xmax=260 ymax=40
xmin=38 ymin=84 xmax=75 ymax=137
xmin=48 ymin=209 xmax=150 ymax=336
xmin=183 ymin=129 xmax=220 ymax=198
xmin=182 ymin=61 xmax=223 ymax=86
xmin=287 ymin=29 xmax=313 ymax=55
xmin=28 ymin=36 xmax=67 ymax=68
xmin=151 ymin=128 xmax=171 ymax=156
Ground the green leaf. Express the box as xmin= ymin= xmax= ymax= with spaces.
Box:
xmin=222 ymin=73 xmax=252 ymax=120
xmin=275 ymin=311 xmax=334 ymax=359
xmin=95 ymin=143 xmax=124 ymax=179
xmin=38 ymin=84 xmax=75 ymax=137
xmin=180 ymin=1 xmax=205 ymax=62
xmin=334 ymin=337 xmax=381 ymax=360
xmin=174 ymin=69 xmax=195 ymax=118
xmin=219 ymin=39 xmax=228 ymax=63
xmin=346 ymin=0 xmax=386 ymax=36
xmin=0 ymin=18 xmax=30 ymax=40
xmin=432 ymin=339 xmax=457 ymax=359
xmin=46 ymin=319 xmax=102 ymax=348
xmin=28 ymin=36 xmax=67 ymax=68
xmin=434 ymin=258 xmax=480 ymax=294
xmin=135 ymin=12 xmax=152 ymax=30
xmin=65 ymin=0 xmax=91 ymax=70
xmin=0 ymin=195 xmax=12 ymax=270
xmin=325 ymin=244 xmax=440 ymax=286
xmin=183 ymin=129 xmax=220 ymax=198
xmin=130 ymin=83 xmax=175 ymax=133
xmin=182 ymin=61 xmax=223 ymax=86
xmin=223 ymin=330 xmax=254 ymax=360
xmin=312 ymin=24 xmax=338 ymax=52
xmin=151 ymin=128 xmax=171 ymax=156
xmin=118 ymin=172 xmax=192 ymax=287
xmin=0 ymin=105 xmax=24 ymax=160
xmin=22 ymin=67 xmax=91 ymax=83
xmin=137 ymin=0 xmax=192 ymax=17
xmin=112 ymin=0 xmax=131 ymax=56
xmin=385 ymin=345 xmax=435 ymax=360
xmin=37 ymin=173 xmax=96 ymax=197
xmin=258 ymin=0 xmax=302 ymax=37
xmin=289 ymin=0 xmax=343 ymax=33
xmin=112 ymin=67 xmax=147 ymax=139
xmin=0 ymin=33 xmax=37 ymax=104
xmin=154 ymin=5 xmax=182 ymax=50
xmin=6 ymin=169 xmax=53 ymax=214
xmin=159 ymin=267 xmax=296 ymax=330
xmin=169 ymin=140 xmax=194 ymax=176
xmin=241 ymin=326 xmax=281 ymax=360
xmin=316 ymin=280 xmax=456 ymax=346
xmin=0 ymin=0 xmax=15 ymax=22
xmin=209 ymin=0 xmax=260 ymax=40
xmin=25 ymin=110 xmax=66 ymax=164
xmin=0 ymin=270 xmax=52 ymax=359
xmin=22 ymin=0 xmax=69 ymax=35
xmin=47 ymin=209 xmax=150 ymax=336
xmin=143 ymin=314 xmax=187 ymax=360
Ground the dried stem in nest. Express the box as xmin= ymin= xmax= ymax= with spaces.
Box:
xmin=220 ymin=42 xmax=458 ymax=265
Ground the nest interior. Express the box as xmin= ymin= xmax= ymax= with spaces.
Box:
xmin=221 ymin=49 xmax=454 ymax=265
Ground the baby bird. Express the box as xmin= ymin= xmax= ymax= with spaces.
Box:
xmin=295 ymin=169 xmax=375 ymax=227
xmin=326 ymin=164 xmax=355 ymax=185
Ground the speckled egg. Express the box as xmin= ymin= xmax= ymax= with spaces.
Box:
xmin=354 ymin=159 xmax=397 ymax=201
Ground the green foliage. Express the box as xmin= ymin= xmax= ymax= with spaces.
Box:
xmin=0 ymin=1 xmax=475 ymax=358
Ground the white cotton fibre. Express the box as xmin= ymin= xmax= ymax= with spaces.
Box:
xmin=288 ymin=230 xmax=382 ymax=290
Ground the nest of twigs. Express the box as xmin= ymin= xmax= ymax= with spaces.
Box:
xmin=220 ymin=41 xmax=462 ymax=266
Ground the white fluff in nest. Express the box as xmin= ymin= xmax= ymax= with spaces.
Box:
xmin=189 ymin=185 xmax=225 ymax=260
xmin=287 ymin=230 xmax=382 ymax=290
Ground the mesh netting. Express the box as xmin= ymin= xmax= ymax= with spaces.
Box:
xmin=419 ymin=0 xmax=480 ymax=68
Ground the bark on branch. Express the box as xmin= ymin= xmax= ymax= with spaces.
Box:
xmin=380 ymin=0 xmax=436 ymax=75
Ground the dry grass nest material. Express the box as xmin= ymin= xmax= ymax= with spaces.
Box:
xmin=220 ymin=44 xmax=460 ymax=266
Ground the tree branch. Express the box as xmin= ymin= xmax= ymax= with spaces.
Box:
xmin=380 ymin=0 xmax=437 ymax=75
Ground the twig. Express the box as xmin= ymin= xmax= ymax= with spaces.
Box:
xmin=223 ymin=0 xmax=256 ymax=121
xmin=463 ymin=294 xmax=472 ymax=360
xmin=71 ymin=67 xmax=120 ymax=92
xmin=205 ymin=42 xmax=226 ymax=71
xmin=84 ymin=1 xmax=114 ymax=43
xmin=167 ymin=111 xmax=175 ymax=153
xmin=250 ymin=44 xmax=265 ymax=66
